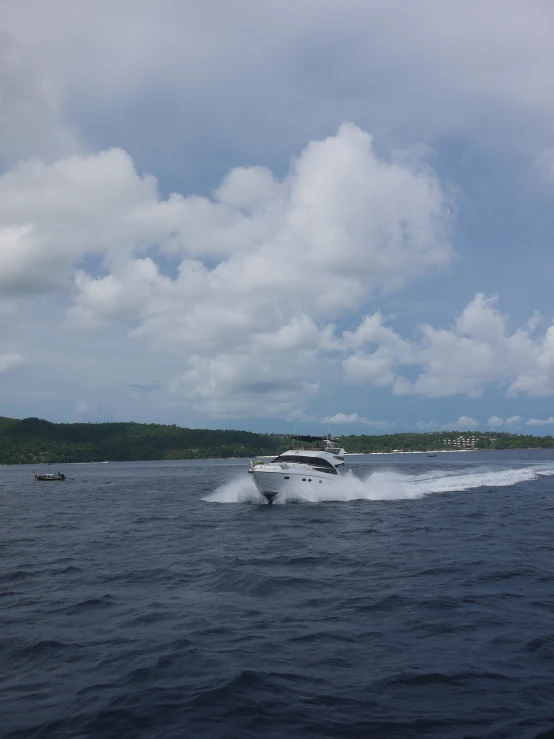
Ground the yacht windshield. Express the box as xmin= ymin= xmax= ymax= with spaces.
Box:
xmin=272 ymin=454 xmax=338 ymax=472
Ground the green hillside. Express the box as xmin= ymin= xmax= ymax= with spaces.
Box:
xmin=0 ymin=417 xmax=552 ymax=464
xmin=339 ymin=430 xmax=554 ymax=453
xmin=0 ymin=416 xmax=289 ymax=465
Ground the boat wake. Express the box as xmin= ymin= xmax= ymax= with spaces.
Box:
xmin=203 ymin=463 xmax=554 ymax=504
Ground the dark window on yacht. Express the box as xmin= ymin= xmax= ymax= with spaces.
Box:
xmin=272 ymin=455 xmax=338 ymax=473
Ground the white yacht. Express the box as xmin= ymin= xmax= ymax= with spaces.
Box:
xmin=248 ymin=436 xmax=345 ymax=504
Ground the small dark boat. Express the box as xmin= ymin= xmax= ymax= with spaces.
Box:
xmin=427 ymin=453 xmax=437 ymax=458
xmin=34 ymin=471 xmax=65 ymax=481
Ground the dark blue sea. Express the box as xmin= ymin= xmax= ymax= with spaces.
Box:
xmin=2 ymin=450 xmax=554 ymax=738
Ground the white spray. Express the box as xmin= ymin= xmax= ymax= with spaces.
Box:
xmin=202 ymin=463 xmax=554 ymax=504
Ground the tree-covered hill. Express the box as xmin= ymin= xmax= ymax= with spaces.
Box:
xmin=0 ymin=417 xmax=552 ymax=464
xmin=339 ymin=430 xmax=554 ymax=453
xmin=0 ymin=417 xmax=289 ymax=465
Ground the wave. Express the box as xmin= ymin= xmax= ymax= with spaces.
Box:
xmin=203 ymin=477 xmax=264 ymax=504
xmin=203 ymin=463 xmax=554 ymax=504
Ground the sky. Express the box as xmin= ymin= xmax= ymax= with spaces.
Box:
xmin=2 ymin=0 xmax=554 ymax=435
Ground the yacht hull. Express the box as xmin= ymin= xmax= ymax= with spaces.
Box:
xmin=250 ymin=468 xmax=337 ymax=503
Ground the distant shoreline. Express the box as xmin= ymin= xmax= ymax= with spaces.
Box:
xmin=1 ymin=416 xmax=552 ymax=464
xmin=346 ymin=449 xmax=476 ymax=455
xmin=347 ymin=448 xmax=550 ymax=455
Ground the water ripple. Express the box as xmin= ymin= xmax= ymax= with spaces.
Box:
xmin=2 ymin=454 xmax=554 ymax=738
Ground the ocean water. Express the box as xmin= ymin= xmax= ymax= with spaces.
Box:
xmin=2 ymin=450 xmax=554 ymax=738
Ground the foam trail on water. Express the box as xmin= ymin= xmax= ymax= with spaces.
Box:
xmin=203 ymin=463 xmax=554 ymax=504
xmin=203 ymin=477 xmax=265 ymax=504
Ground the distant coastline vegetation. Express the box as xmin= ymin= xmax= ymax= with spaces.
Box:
xmin=1 ymin=416 xmax=553 ymax=465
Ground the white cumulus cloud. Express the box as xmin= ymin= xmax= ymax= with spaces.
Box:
xmin=446 ymin=416 xmax=479 ymax=431
xmin=487 ymin=415 xmax=524 ymax=428
xmin=0 ymin=352 xmax=25 ymax=372
xmin=3 ymin=3 xmax=554 ymax=425
xmin=0 ymin=123 xmax=451 ymax=417
xmin=526 ymin=417 xmax=554 ymax=426
xmin=341 ymin=293 xmax=554 ymax=400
